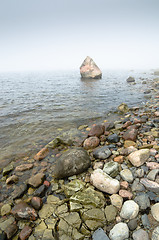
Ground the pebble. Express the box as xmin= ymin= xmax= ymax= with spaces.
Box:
xmin=90 ymin=169 xmax=120 ymax=194
xmin=110 ymin=194 xmax=123 ymax=209
xmin=93 ymin=146 xmax=112 ymax=159
xmin=151 ymin=203 xmax=159 ymax=221
xmin=105 ymin=205 xmax=117 ymax=222
xmin=103 ymin=161 xmax=119 ymax=177
xmin=120 ymin=200 xmax=139 ymax=220
xmin=31 ymin=196 xmax=43 ymax=210
xmin=135 ymin=169 xmax=145 ymax=178
xmin=5 ymin=223 xmax=18 ymax=239
xmin=140 ymin=178 xmax=159 ymax=192
xmin=109 ymin=222 xmax=129 ymax=240
xmin=6 ymin=175 xmax=19 ymax=184
xmin=15 ymin=164 xmax=34 ymax=172
xmin=11 ymin=201 xmax=38 ymax=220
xmin=107 ymin=134 xmax=120 ymax=143
xmin=0 ymin=204 xmax=11 ymax=216
xmin=147 ymin=169 xmax=159 ymax=181
xmin=128 ymin=219 xmax=138 ymax=231
xmin=28 ymin=173 xmax=45 ymax=188
xmin=128 ymin=149 xmax=150 ymax=167
xmin=19 ymin=226 xmax=32 ymax=240
xmin=134 ymin=194 xmax=150 ymax=210
xmin=88 ymin=124 xmax=105 ymax=137
xmin=34 ymin=147 xmax=49 ymax=160
xmin=141 ymin=214 xmax=150 ymax=228
xmin=152 ymin=226 xmax=159 ymax=240
xmin=120 ymin=169 xmax=134 ymax=183
xmin=92 ymin=228 xmax=110 ymax=240
xmin=132 ymin=229 xmax=149 ymax=240
xmin=83 ymin=136 xmax=100 ymax=149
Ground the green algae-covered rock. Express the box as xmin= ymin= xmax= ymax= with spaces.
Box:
xmin=63 ymin=179 xmax=85 ymax=197
xmin=105 ymin=205 xmax=118 ymax=222
xmin=81 ymin=208 xmax=105 ymax=223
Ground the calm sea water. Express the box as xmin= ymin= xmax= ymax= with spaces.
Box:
xmin=0 ymin=69 xmax=153 ymax=166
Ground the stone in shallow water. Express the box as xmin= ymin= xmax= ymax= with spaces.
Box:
xmin=53 ymin=148 xmax=91 ymax=178
xmin=5 ymin=223 xmax=18 ymax=239
xmin=128 ymin=149 xmax=150 ymax=167
xmin=92 ymin=228 xmax=110 ymax=240
xmin=80 ymin=56 xmax=102 ymax=79
xmin=120 ymin=200 xmax=139 ymax=220
xmin=109 ymin=222 xmax=129 ymax=240
xmin=15 ymin=164 xmax=33 ymax=172
xmin=0 ymin=203 xmax=11 ymax=216
xmin=90 ymin=169 xmax=120 ymax=194
xmin=3 ymin=164 xmax=14 ymax=175
xmin=28 ymin=173 xmax=45 ymax=188
xmin=11 ymin=201 xmax=37 ymax=221
xmin=110 ymin=194 xmax=123 ymax=209
xmin=19 ymin=226 xmax=32 ymax=240
xmin=88 ymin=124 xmax=105 ymax=137
xmin=105 ymin=205 xmax=117 ymax=222
xmin=132 ymin=229 xmax=149 ymax=240
xmin=81 ymin=208 xmax=106 ymax=223
xmin=83 ymin=137 xmax=100 ymax=150
xmin=6 ymin=175 xmax=19 ymax=184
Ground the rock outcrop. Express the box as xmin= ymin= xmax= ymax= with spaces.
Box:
xmin=80 ymin=56 xmax=102 ymax=79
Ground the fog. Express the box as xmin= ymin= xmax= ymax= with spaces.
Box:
xmin=0 ymin=0 xmax=159 ymax=71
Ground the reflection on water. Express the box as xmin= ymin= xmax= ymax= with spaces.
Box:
xmin=0 ymin=69 xmax=152 ymax=166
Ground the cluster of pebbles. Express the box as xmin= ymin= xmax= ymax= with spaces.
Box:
xmin=0 ymin=78 xmax=159 ymax=240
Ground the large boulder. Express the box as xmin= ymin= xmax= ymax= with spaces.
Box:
xmin=80 ymin=56 xmax=102 ymax=79
xmin=53 ymin=148 xmax=91 ymax=178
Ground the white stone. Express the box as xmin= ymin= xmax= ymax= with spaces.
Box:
xmin=120 ymin=200 xmax=139 ymax=220
xmin=152 ymin=226 xmax=159 ymax=240
xmin=132 ymin=229 xmax=149 ymax=240
xmin=151 ymin=203 xmax=159 ymax=222
xmin=120 ymin=169 xmax=134 ymax=183
xmin=109 ymin=222 xmax=129 ymax=240
xmin=128 ymin=149 xmax=150 ymax=167
xmin=90 ymin=169 xmax=120 ymax=194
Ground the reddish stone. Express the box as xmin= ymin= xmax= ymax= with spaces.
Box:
xmin=100 ymin=135 xmax=107 ymax=142
xmin=31 ymin=196 xmax=43 ymax=210
xmin=83 ymin=136 xmax=100 ymax=150
xmin=15 ymin=164 xmax=34 ymax=172
xmin=19 ymin=226 xmax=32 ymax=240
xmin=119 ymin=190 xmax=133 ymax=199
xmin=120 ymin=181 xmax=129 ymax=189
xmin=34 ymin=147 xmax=49 ymax=161
xmin=11 ymin=201 xmax=37 ymax=220
xmin=114 ymin=156 xmax=124 ymax=164
xmin=122 ymin=121 xmax=132 ymax=129
xmin=43 ymin=180 xmax=51 ymax=187
xmin=88 ymin=124 xmax=105 ymax=137
xmin=123 ymin=126 xmax=138 ymax=141
xmin=5 ymin=223 xmax=18 ymax=239
xmin=104 ymin=131 xmax=110 ymax=136
xmin=146 ymin=162 xmax=159 ymax=170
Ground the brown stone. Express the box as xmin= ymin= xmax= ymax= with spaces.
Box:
xmin=11 ymin=201 xmax=37 ymax=220
xmin=119 ymin=190 xmax=133 ymax=199
xmin=34 ymin=147 xmax=49 ymax=161
xmin=124 ymin=140 xmax=136 ymax=148
xmin=31 ymin=197 xmax=43 ymax=210
xmin=122 ymin=121 xmax=132 ymax=129
xmin=80 ymin=56 xmax=102 ymax=79
xmin=120 ymin=181 xmax=129 ymax=189
xmin=123 ymin=127 xmax=138 ymax=141
xmin=28 ymin=173 xmax=45 ymax=188
xmin=88 ymin=124 xmax=105 ymax=137
xmin=114 ymin=156 xmax=124 ymax=163
xmin=15 ymin=164 xmax=34 ymax=172
xmin=5 ymin=223 xmax=18 ymax=239
xmin=6 ymin=175 xmax=19 ymax=184
xmin=146 ymin=162 xmax=159 ymax=170
xmin=83 ymin=136 xmax=100 ymax=150
xmin=19 ymin=226 xmax=32 ymax=240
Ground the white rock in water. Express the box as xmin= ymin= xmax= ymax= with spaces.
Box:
xmin=128 ymin=149 xmax=150 ymax=167
xmin=90 ymin=169 xmax=120 ymax=194
xmin=109 ymin=222 xmax=129 ymax=240
xmin=80 ymin=56 xmax=102 ymax=79
xmin=120 ymin=200 xmax=139 ymax=220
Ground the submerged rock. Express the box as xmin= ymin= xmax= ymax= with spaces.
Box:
xmin=53 ymin=148 xmax=91 ymax=178
xmin=80 ymin=56 xmax=102 ymax=79
xmin=126 ymin=76 xmax=135 ymax=83
xmin=11 ymin=201 xmax=37 ymax=220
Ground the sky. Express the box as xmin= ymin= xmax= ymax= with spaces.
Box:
xmin=0 ymin=0 xmax=159 ymax=71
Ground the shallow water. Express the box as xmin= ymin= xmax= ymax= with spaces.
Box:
xmin=0 ymin=69 xmax=153 ymax=166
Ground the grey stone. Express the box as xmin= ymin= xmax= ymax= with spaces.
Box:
xmin=120 ymin=200 xmax=139 ymax=220
xmin=140 ymin=178 xmax=159 ymax=193
xmin=53 ymin=148 xmax=91 ymax=178
xmin=128 ymin=219 xmax=138 ymax=231
xmin=120 ymin=169 xmax=134 ymax=183
xmin=12 ymin=184 xmax=28 ymax=200
xmin=92 ymin=228 xmax=110 ymax=240
xmin=103 ymin=161 xmax=119 ymax=177
xmin=93 ymin=146 xmax=111 ymax=160
xmin=107 ymin=134 xmax=120 ymax=143
xmin=132 ymin=229 xmax=149 ymax=240
xmin=147 ymin=169 xmax=159 ymax=181
xmin=141 ymin=214 xmax=150 ymax=228
xmin=131 ymin=179 xmax=146 ymax=192
xmin=109 ymin=222 xmax=129 ymax=240
xmin=152 ymin=226 xmax=159 ymax=240
xmin=134 ymin=194 xmax=150 ymax=210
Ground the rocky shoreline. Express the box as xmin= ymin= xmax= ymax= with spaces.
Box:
xmin=0 ymin=76 xmax=159 ymax=240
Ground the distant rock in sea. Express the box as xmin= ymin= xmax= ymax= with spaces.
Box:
xmin=80 ymin=56 xmax=102 ymax=79
xmin=126 ymin=76 xmax=135 ymax=83
xmin=154 ymin=70 xmax=159 ymax=76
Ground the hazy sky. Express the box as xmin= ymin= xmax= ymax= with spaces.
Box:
xmin=0 ymin=0 xmax=159 ymax=71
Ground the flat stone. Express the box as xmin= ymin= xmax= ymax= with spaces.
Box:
xmin=151 ymin=203 xmax=159 ymax=221
xmin=124 ymin=140 xmax=136 ymax=148
xmin=12 ymin=184 xmax=28 ymax=200
xmin=134 ymin=194 xmax=150 ymax=210
xmin=83 ymin=137 xmax=100 ymax=150
xmin=3 ymin=164 xmax=14 ymax=175
xmin=109 ymin=222 xmax=129 ymax=240
xmin=85 ymin=220 xmax=103 ymax=231
xmin=120 ymin=200 xmax=139 ymax=220
xmin=42 ymin=229 xmax=55 ymax=240
xmin=6 ymin=175 xmax=19 ymax=184
xmin=119 ymin=190 xmax=133 ymax=199
xmin=103 ymin=161 xmax=119 ymax=177
xmin=90 ymin=169 xmax=120 ymax=194
xmin=38 ymin=204 xmax=56 ymax=219
xmin=152 ymin=226 xmax=159 ymax=240
xmin=5 ymin=223 xmax=18 ymax=239
xmin=147 ymin=169 xmax=159 ymax=181
xmin=132 ymin=178 xmax=146 ymax=192
xmin=120 ymin=169 xmax=134 ymax=183
xmin=63 ymin=179 xmax=85 ymax=197
xmin=107 ymin=134 xmax=120 ymax=143
xmin=81 ymin=208 xmax=105 ymax=224
xmin=34 ymin=147 xmax=49 ymax=161
xmin=132 ymin=229 xmax=149 ymax=240
xmin=88 ymin=125 xmax=105 ymax=137
xmin=19 ymin=226 xmax=32 ymax=240
xmin=28 ymin=173 xmax=45 ymax=188
xmin=140 ymin=178 xmax=159 ymax=193
xmin=0 ymin=204 xmax=11 ymax=216
xmin=128 ymin=219 xmax=138 ymax=231
xmin=92 ymin=228 xmax=110 ymax=240
xmin=0 ymin=216 xmax=15 ymax=231
xmin=93 ymin=146 xmax=111 ymax=160
xmin=105 ymin=205 xmax=117 ymax=222
xmin=11 ymin=201 xmax=37 ymax=221
xmin=53 ymin=148 xmax=91 ymax=178
xmin=15 ymin=164 xmax=33 ymax=172
xmin=128 ymin=149 xmax=150 ymax=167
xmin=110 ymin=194 xmax=123 ymax=209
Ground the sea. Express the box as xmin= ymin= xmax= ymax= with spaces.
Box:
xmin=0 ymin=69 xmax=154 ymax=167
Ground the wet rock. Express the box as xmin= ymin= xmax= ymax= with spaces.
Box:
xmin=0 ymin=203 xmax=11 ymax=216
xmin=118 ymin=103 xmax=129 ymax=113
xmin=128 ymin=219 xmax=138 ymax=231
xmin=12 ymin=184 xmax=28 ymax=199
xmin=152 ymin=226 xmax=159 ymax=240
xmin=103 ymin=121 xmax=115 ymax=131
xmin=34 ymin=147 xmax=49 ymax=160
xmin=53 ymin=148 xmax=91 ymax=178
xmin=6 ymin=175 xmax=19 ymax=184
xmin=31 ymin=196 xmax=43 ymax=210
xmin=0 ymin=232 xmax=7 ymax=240
xmin=28 ymin=173 xmax=45 ymax=188
xmin=119 ymin=190 xmax=133 ymax=199
xmin=5 ymin=223 xmax=18 ymax=239
xmin=105 ymin=205 xmax=117 ymax=222
xmin=83 ymin=136 xmax=100 ymax=150
xmin=38 ymin=203 xmax=56 ymax=219
xmin=134 ymin=194 xmax=150 ymax=210
xmin=0 ymin=216 xmax=15 ymax=231
xmin=123 ymin=127 xmax=138 ymax=141
xmin=19 ymin=226 xmax=32 ymax=240
xmin=11 ymin=201 xmax=37 ymax=220
xmin=140 ymin=178 xmax=159 ymax=192
xmin=15 ymin=164 xmax=33 ymax=172
xmin=33 ymin=184 xmax=47 ymax=197
xmin=109 ymin=222 xmax=129 ymax=240
xmin=132 ymin=229 xmax=149 ymax=240
xmin=128 ymin=149 xmax=150 ymax=167
xmin=63 ymin=179 xmax=85 ymax=197
xmin=151 ymin=203 xmax=159 ymax=221
xmin=103 ymin=161 xmax=119 ymax=177
xmin=110 ymin=194 xmax=123 ymax=209
xmin=80 ymin=56 xmax=102 ymax=79
xmin=90 ymin=169 xmax=120 ymax=194
xmin=107 ymin=134 xmax=120 ymax=143
xmin=93 ymin=146 xmax=111 ymax=160
xmin=120 ymin=169 xmax=134 ymax=183
xmin=88 ymin=124 xmax=105 ymax=137
xmin=120 ymin=200 xmax=139 ymax=220
xmin=127 ymin=76 xmax=135 ymax=83
xmin=3 ymin=164 xmax=14 ymax=175
xmin=92 ymin=228 xmax=110 ymax=240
